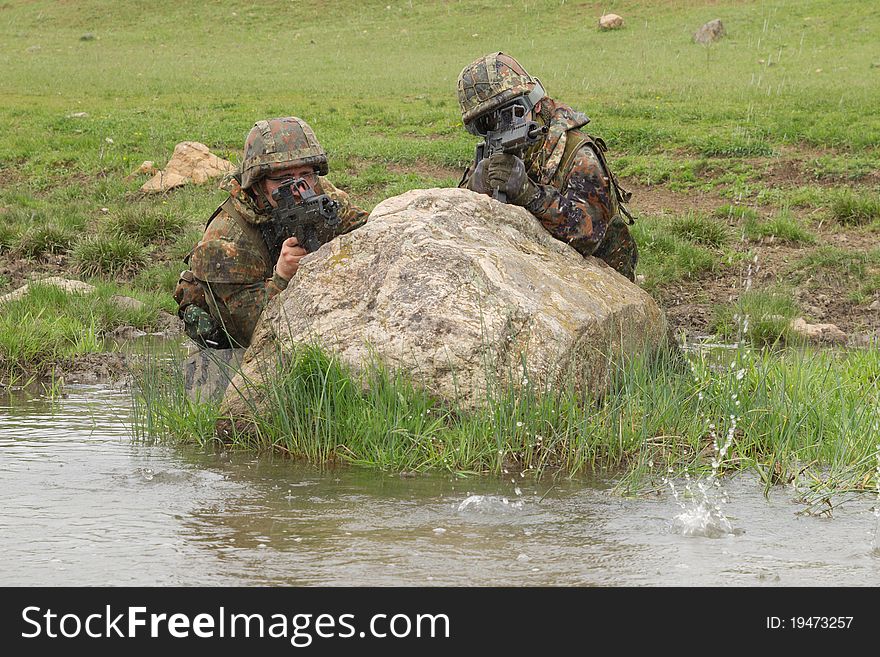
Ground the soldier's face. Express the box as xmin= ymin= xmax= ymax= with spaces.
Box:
xmin=261 ymin=164 xmax=318 ymax=208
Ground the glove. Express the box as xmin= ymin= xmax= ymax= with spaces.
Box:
xmin=486 ymin=152 xmax=537 ymax=206
xmin=466 ymin=158 xmax=491 ymax=195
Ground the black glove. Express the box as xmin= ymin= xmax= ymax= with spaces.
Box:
xmin=486 ymin=152 xmax=537 ymax=206
xmin=466 ymin=158 xmax=491 ymax=195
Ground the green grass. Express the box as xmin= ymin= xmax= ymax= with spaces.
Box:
xmin=108 ymin=204 xmax=190 ymax=242
xmin=0 ymin=222 xmax=19 ymax=254
xmin=0 ymin=281 xmax=169 ymax=382
xmin=132 ymin=341 xmax=880 ymax=503
xmin=72 ymin=234 xmax=149 ymax=277
xmin=787 ymin=246 xmax=880 ymax=302
xmin=830 ymin=189 xmax=880 ymax=226
xmin=714 ymin=204 xmax=760 ymax=223
xmin=743 ymin=208 xmax=816 ymax=244
xmin=710 ymin=289 xmax=801 ymax=347
xmin=631 ymin=216 xmax=717 ymax=290
xmin=15 ymin=225 xmax=76 ymax=258
xmin=668 ymin=213 xmax=730 ymax=247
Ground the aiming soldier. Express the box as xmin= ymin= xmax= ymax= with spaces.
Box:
xmin=173 ymin=117 xmax=367 ymax=348
xmin=457 ymin=52 xmax=638 ymax=281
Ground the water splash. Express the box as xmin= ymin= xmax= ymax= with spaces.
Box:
xmin=457 ymin=494 xmax=524 ymax=513
xmin=668 ymin=476 xmax=738 ymax=538
xmin=665 ymin=419 xmax=741 ymax=539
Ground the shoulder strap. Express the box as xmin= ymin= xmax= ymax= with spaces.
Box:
xmin=570 ymin=134 xmax=637 ymax=225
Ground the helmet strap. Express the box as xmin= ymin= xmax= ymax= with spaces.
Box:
xmin=524 ymin=79 xmax=546 ymax=113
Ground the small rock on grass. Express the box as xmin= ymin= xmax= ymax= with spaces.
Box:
xmin=140 ymin=142 xmax=235 ymax=193
xmin=598 ymin=14 xmax=624 ymax=30
xmin=110 ymin=294 xmax=146 ymax=312
xmin=790 ymin=317 xmax=847 ymax=345
xmin=129 ymin=161 xmax=157 ymax=177
xmin=0 ymin=277 xmax=95 ymax=306
xmin=694 ymin=19 xmax=725 ymax=44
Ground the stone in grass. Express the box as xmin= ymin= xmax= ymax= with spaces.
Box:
xmin=220 ymin=187 xmax=668 ymax=429
xmin=110 ymin=295 xmax=146 ymax=312
xmin=140 ymin=142 xmax=235 ymax=193
xmin=789 ymin=317 xmax=847 ymax=345
xmin=694 ymin=19 xmax=725 ymax=45
xmin=0 ymin=277 xmax=95 ymax=306
xmin=598 ymin=14 xmax=624 ymax=31
xmin=80 ymin=33 xmax=96 ymax=41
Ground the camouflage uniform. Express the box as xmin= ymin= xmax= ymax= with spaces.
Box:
xmin=458 ymin=53 xmax=637 ymax=281
xmin=173 ymin=118 xmax=367 ymax=349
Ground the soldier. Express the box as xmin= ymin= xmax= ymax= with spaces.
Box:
xmin=173 ymin=117 xmax=367 ymax=349
xmin=457 ymin=52 xmax=638 ymax=281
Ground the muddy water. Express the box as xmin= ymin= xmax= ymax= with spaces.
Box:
xmin=2 ymin=384 xmax=879 ymax=586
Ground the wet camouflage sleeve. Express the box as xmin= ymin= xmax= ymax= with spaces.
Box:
xmin=318 ymin=176 xmax=369 ymax=235
xmin=202 ymin=278 xmax=285 ymax=348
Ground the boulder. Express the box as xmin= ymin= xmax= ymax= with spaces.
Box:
xmin=220 ymin=188 xmax=667 ymax=423
xmin=140 ymin=142 xmax=235 ymax=193
xmin=599 ymin=14 xmax=624 ymax=30
xmin=694 ymin=19 xmax=725 ymax=44
xmin=790 ymin=317 xmax=847 ymax=345
xmin=0 ymin=276 xmax=95 ymax=306
xmin=183 ymin=347 xmax=247 ymax=404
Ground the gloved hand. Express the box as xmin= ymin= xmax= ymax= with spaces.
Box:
xmin=466 ymin=158 xmax=491 ymax=195
xmin=486 ymin=152 xmax=537 ymax=206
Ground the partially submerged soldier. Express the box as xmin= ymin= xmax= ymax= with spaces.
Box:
xmin=457 ymin=52 xmax=638 ymax=281
xmin=174 ymin=117 xmax=367 ymax=349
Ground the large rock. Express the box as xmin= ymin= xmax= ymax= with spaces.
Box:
xmin=140 ymin=141 xmax=235 ymax=193
xmin=694 ymin=19 xmax=725 ymax=44
xmin=220 ymin=188 xmax=667 ymax=424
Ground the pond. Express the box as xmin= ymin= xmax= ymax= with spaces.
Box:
xmin=2 ymin=383 xmax=878 ymax=586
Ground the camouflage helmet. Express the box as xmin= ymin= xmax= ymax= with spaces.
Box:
xmin=456 ymin=52 xmax=546 ymax=129
xmin=240 ymin=117 xmax=329 ymax=190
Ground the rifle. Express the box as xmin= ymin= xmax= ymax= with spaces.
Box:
xmin=263 ymin=177 xmax=341 ymax=256
xmin=473 ymin=103 xmax=548 ymax=202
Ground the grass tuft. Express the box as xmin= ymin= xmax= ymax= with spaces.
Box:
xmin=109 ymin=205 xmax=189 ymax=242
xmin=72 ymin=235 xmax=149 ymax=278
xmin=710 ymin=289 xmax=800 ymax=347
xmin=743 ymin=209 xmax=816 ymax=244
xmin=669 ymin=213 xmax=729 ymax=247
xmin=830 ymin=190 xmax=880 ymax=226
xmin=714 ymin=204 xmax=759 ymax=223
xmin=15 ymin=225 xmax=76 ymax=258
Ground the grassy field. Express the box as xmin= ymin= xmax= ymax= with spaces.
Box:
xmin=2 ymin=0 xmax=879 ymax=494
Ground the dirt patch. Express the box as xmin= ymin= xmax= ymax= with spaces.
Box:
xmin=635 ymin=176 xmax=880 ymax=343
xmin=625 ymin=181 xmax=747 ymax=217
xmin=0 ymin=253 xmax=70 ymax=293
